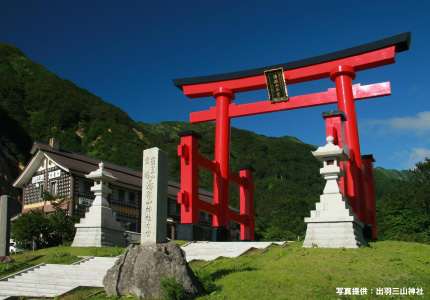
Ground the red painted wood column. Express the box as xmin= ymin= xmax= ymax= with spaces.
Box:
xmin=362 ymin=154 xmax=378 ymax=239
xmin=239 ymin=166 xmax=255 ymax=240
xmin=212 ymin=87 xmax=235 ymax=228
xmin=177 ymin=131 xmax=200 ymax=224
xmin=330 ymin=66 xmax=367 ymax=222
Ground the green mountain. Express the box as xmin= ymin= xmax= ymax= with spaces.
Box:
xmin=0 ymin=42 xmax=412 ymax=241
xmin=373 ymin=166 xmax=411 ymax=199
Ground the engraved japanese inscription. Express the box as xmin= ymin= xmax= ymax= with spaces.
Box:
xmin=264 ymin=67 xmax=289 ymax=103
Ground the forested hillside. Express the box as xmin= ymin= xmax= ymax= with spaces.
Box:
xmin=376 ymin=159 xmax=430 ymax=244
xmin=1 ymin=42 xmax=428 ymax=243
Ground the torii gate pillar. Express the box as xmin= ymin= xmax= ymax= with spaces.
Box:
xmin=330 ymin=66 xmax=367 ymax=221
xmin=213 ymin=87 xmax=235 ymax=229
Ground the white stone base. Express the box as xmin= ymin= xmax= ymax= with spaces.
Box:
xmin=72 ymin=206 xmax=126 ymax=247
xmin=303 ymin=221 xmax=366 ymax=248
xmin=303 ymin=193 xmax=367 ymax=248
xmin=72 ymin=226 xmax=126 ymax=247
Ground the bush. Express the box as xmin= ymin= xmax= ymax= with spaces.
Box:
xmin=160 ymin=276 xmax=185 ymax=300
xmin=196 ymin=270 xmax=216 ymax=294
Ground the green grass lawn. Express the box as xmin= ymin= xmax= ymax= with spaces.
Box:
xmin=190 ymin=241 xmax=430 ymax=299
xmin=2 ymin=241 xmax=429 ymax=299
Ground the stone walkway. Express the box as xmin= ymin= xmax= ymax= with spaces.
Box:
xmin=0 ymin=241 xmax=286 ymax=298
xmin=182 ymin=241 xmax=285 ymax=261
xmin=0 ymin=256 xmax=117 ymax=298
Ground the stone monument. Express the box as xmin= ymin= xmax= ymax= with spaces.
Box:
xmin=0 ymin=195 xmax=11 ymax=257
xmin=72 ymin=162 xmax=126 ymax=247
xmin=141 ymin=147 xmax=168 ymax=244
xmin=303 ymin=136 xmax=367 ymax=248
xmin=103 ymin=148 xmax=201 ymax=299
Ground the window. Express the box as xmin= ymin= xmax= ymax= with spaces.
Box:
xmin=50 ymin=181 xmax=57 ymax=195
xmin=128 ymin=191 xmax=136 ymax=203
xmin=171 ymin=201 xmax=177 ymax=213
xmin=79 ymin=179 xmax=93 ymax=193
xmin=118 ymin=189 xmax=125 ymax=201
xmin=39 ymin=184 xmax=44 ymax=199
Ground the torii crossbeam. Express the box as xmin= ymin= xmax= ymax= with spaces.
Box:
xmin=173 ymin=32 xmax=411 ymax=241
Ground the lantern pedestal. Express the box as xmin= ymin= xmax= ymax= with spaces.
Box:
xmin=303 ymin=137 xmax=367 ymax=248
xmin=72 ymin=163 xmax=126 ymax=247
xmin=303 ymin=193 xmax=367 ymax=248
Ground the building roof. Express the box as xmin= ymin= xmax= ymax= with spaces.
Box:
xmin=13 ymin=141 xmax=214 ymax=202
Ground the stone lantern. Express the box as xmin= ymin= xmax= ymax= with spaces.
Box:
xmin=86 ymin=162 xmax=116 ymax=208
xmin=313 ymin=136 xmax=348 ymax=195
xmin=72 ymin=162 xmax=126 ymax=247
xmin=303 ymin=136 xmax=366 ymax=248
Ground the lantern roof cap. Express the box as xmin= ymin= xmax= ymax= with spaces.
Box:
xmin=312 ymin=136 xmax=349 ymax=162
xmin=85 ymin=162 xmax=118 ymax=182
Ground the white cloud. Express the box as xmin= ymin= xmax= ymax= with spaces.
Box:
xmin=407 ymin=148 xmax=430 ymax=169
xmin=394 ymin=148 xmax=430 ymax=169
xmin=370 ymin=111 xmax=430 ymax=134
xmin=360 ymin=112 xmax=430 ymax=170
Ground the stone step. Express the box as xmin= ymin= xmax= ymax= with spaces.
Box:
xmin=310 ymin=210 xmax=355 ymax=218
xmin=0 ymin=256 xmax=116 ymax=298
xmin=72 ymin=265 xmax=114 ymax=269
xmin=22 ymin=267 xmax=109 ymax=274
xmin=181 ymin=241 xmax=285 ymax=261
xmin=43 ymin=266 xmax=112 ymax=272
xmin=35 ymin=261 xmax=114 ymax=268
xmin=35 ymin=264 xmax=111 ymax=269
xmin=33 ymin=265 xmax=109 ymax=270
xmin=0 ymin=285 xmax=67 ymax=297
xmin=8 ymin=272 xmax=104 ymax=282
xmin=315 ymin=201 xmax=349 ymax=210
xmin=49 ymin=260 xmax=115 ymax=265
xmin=40 ymin=266 xmax=112 ymax=272
xmin=0 ymin=280 xmax=72 ymax=289
xmin=75 ymin=257 xmax=118 ymax=263
xmin=10 ymin=275 xmax=104 ymax=284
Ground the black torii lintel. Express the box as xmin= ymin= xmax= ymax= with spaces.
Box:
xmin=173 ymin=32 xmax=411 ymax=90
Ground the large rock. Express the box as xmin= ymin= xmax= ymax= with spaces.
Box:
xmin=103 ymin=242 xmax=202 ymax=299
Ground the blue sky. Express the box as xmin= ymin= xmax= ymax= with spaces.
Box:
xmin=1 ymin=1 xmax=429 ymax=170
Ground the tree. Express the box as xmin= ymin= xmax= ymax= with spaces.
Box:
xmin=43 ymin=192 xmax=78 ymax=246
xmin=11 ymin=209 xmax=50 ymax=250
xmin=376 ymin=158 xmax=430 ymax=244
xmin=410 ymin=158 xmax=430 ymax=216
xmin=11 ymin=192 xmax=78 ymax=250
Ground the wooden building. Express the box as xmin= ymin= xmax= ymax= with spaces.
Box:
xmin=13 ymin=139 xmax=239 ymax=240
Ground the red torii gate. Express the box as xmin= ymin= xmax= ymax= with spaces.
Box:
xmin=173 ymin=32 xmax=411 ymax=241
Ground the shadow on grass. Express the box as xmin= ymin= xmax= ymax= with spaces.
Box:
xmin=211 ymin=267 xmax=256 ymax=280
xmin=26 ymin=255 xmax=44 ymax=262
